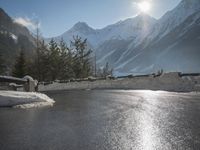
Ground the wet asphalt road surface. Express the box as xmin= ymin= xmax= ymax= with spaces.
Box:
xmin=0 ymin=90 xmax=200 ymax=150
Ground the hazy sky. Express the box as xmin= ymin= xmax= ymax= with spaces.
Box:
xmin=0 ymin=0 xmax=181 ymax=37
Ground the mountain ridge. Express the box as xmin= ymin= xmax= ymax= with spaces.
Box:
xmin=48 ymin=13 xmax=157 ymax=48
xmin=114 ymin=1 xmax=200 ymax=75
xmin=1 ymin=0 xmax=200 ymax=75
xmin=46 ymin=0 xmax=200 ymax=75
xmin=0 ymin=8 xmax=35 ymax=69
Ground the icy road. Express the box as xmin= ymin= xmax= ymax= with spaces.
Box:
xmin=0 ymin=90 xmax=200 ymax=150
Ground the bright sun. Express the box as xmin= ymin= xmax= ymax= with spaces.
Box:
xmin=138 ymin=1 xmax=151 ymax=13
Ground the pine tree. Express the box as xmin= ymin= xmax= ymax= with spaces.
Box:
xmin=0 ymin=53 xmax=5 ymax=75
xmin=48 ymin=39 xmax=60 ymax=81
xmin=12 ymin=49 xmax=27 ymax=78
xmin=66 ymin=44 xmax=75 ymax=79
xmin=39 ymin=40 xmax=50 ymax=81
xmin=59 ymin=39 xmax=74 ymax=79
xmin=27 ymin=40 xmax=49 ymax=81
xmin=70 ymin=35 xmax=92 ymax=78
xmin=23 ymin=36 xmax=93 ymax=81
xmin=33 ymin=24 xmax=46 ymax=81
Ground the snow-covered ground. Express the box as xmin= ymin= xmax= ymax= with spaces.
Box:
xmin=0 ymin=91 xmax=55 ymax=108
xmin=39 ymin=73 xmax=200 ymax=92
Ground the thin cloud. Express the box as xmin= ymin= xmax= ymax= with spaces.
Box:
xmin=14 ymin=17 xmax=40 ymax=30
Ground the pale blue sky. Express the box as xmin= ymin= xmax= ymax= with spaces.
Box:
xmin=0 ymin=0 xmax=181 ymax=37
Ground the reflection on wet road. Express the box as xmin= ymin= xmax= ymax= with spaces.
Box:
xmin=0 ymin=90 xmax=200 ymax=150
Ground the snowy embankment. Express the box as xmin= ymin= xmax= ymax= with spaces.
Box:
xmin=0 ymin=91 xmax=55 ymax=108
xmin=39 ymin=73 xmax=200 ymax=92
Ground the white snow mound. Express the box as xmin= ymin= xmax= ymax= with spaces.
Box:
xmin=0 ymin=91 xmax=55 ymax=108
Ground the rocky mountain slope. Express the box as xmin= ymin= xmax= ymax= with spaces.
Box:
xmin=114 ymin=0 xmax=200 ymax=75
xmin=0 ymin=8 xmax=35 ymax=68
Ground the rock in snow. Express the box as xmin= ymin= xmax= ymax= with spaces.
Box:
xmin=0 ymin=91 xmax=55 ymax=108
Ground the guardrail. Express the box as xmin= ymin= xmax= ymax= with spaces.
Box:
xmin=0 ymin=75 xmax=37 ymax=92
xmin=0 ymin=76 xmax=28 ymax=84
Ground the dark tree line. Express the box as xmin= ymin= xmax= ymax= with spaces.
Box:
xmin=0 ymin=25 xmax=114 ymax=80
xmin=0 ymin=53 xmax=6 ymax=75
xmin=12 ymin=49 xmax=26 ymax=78
xmin=11 ymin=35 xmax=93 ymax=81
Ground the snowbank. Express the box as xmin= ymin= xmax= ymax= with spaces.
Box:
xmin=0 ymin=91 xmax=55 ymax=108
xmin=39 ymin=73 xmax=200 ymax=92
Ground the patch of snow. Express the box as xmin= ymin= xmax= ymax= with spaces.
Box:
xmin=97 ymin=49 xmax=115 ymax=63
xmin=23 ymin=75 xmax=34 ymax=81
xmin=113 ymin=71 xmax=130 ymax=77
xmin=158 ymin=41 xmax=179 ymax=57
xmin=142 ymin=64 xmax=155 ymax=72
xmin=14 ymin=101 xmax=54 ymax=109
xmin=0 ymin=31 xmax=18 ymax=42
xmin=0 ymin=91 xmax=55 ymax=108
xmin=10 ymin=33 xmax=18 ymax=41
xmin=115 ymin=52 xmax=142 ymax=70
xmin=178 ymin=13 xmax=200 ymax=38
xmin=23 ymin=75 xmax=38 ymax=86
xmin=9 ymin=83 xmax=18 ymax=87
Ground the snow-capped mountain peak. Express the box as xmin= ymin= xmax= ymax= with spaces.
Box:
xmin=70 ymin=22 xmax=94 ymax=33
xmin=50 ymin=14 xmax=156 ymax=48
xmin=73 ymin=21 xmax=89 ymax=28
